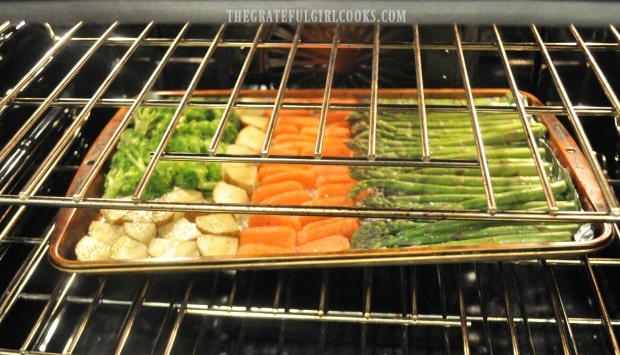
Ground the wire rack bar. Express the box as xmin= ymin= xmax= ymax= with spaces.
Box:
xmin=454 ymin=24 xmax=496 ymax=213
xmin=260 ymin=24 xmax=302 ymax=157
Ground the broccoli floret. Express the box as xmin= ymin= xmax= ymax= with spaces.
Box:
xmin=102 ymin=165 xmax=143 ymax=198
xmin=132 ymin=107 xmax=174 ymax=138
xmin=103 ymin=104 xmax=240 ymax=199
xmin=172 ymin=162 xmax=221 ymax=191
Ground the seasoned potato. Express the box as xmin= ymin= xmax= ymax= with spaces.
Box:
xmin=123 ymin=222 xmax=157 ymax=244
xmin=123 ymin=209 xmax=174 ymax=226
xmin=235 ymin=126 xmax=266 ymax=153
xmin=157 ymin=187 xmax=204 ymax=203
xmin=110 ymin=235 xmax=149 ymax=260
xmin=148 ymin=238 xmax=199 ymax=258
xmin=158 ymin=217 xmax=202 ymax=241
xmin=212 ymin=181 xmax=250 ymax=205
xmin=196 ymin=234 xmax=239 ymax=256
xmin=75 ymin=236 xmax=112 ymax=261
xmin=88 ymin=220 xmax=124 ymax=245
xmin=100 ymin=208 xmax=129 ymax=225
xmin=195 ymin=214 xmax=240 ymax=237
xmin=224 ymin=165 xmax=258 ymax=195
xmin=240 ymin=114 xmax=268 ymax=131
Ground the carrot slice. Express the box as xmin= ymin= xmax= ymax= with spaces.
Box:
xmin=297 ymin=217 xmax=360 ymax=245
xmin=261 ymin=169 xmax=316 ymax=189
xmin=268 ymin=145 xmax=299 ymax=156
xmin=309 ymin=165 xmax=350 ymax=177
xmin=247 ymin=214 xmax=303 ymax=231
xmin=316 ymin=173 xmax=356 ymax=187
xmin=299 ymin=196 xmax=355 ymax=225
xmin=260 ymin=189 xmax=312 ymax=206
xmin=251 ymin=180 xmax=304 ymax=203
xmin=258 ymin=165 xmax=307 ymax=181
xmin=300 ymin=125 xmax=351 ymax=138
xmin=272 ymin=134 xmax=316 ymax=144
xmin=297 ymin=235 xmax=351 ymax=253
xmin=274 ymin=122 xmax=299 ymax=135
xmin=302 ymin=143 xmax=355 ymax=157
xmin=236 ymin=243 xmax=295 ymax=256
xmin=240 ymin=226 xmax=297 ymax=248
xmin=315 ymin=182 xmax=357 ymax=199
xmin=278 ymin=116 xmax=320 ymax=129
xmin=325 ymin=110 xmax=354 ymax=123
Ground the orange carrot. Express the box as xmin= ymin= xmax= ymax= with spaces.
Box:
xmin=278 ymin=116 xmax=320 ymax=129
xmin=258 ymin=165 xmax=307 ymax=181
xmin=261 ymin=169 xmax=316 ymax=189
xmin=240 ymin=226 xmax=297 ymax=248
xmin=236 ymin=243 xmax=295 ymax=256
xmin=300 ymin=125 xmax=351 ymax=138
xmin=302 ymin=142 xmax=355 ymax=157
xmin=309 ymin=165 xmax=350 ymax=177
xmin=315 ymin=182 xmax=357 ymax=199
xmin=251 ymin=180 xmax=304 ymax=203
xmin=315 ymin=173 xmax=356 ymax=187
xmin=272 ymin=134 xmax=316 ymax=144
xmin=325 ymin=110 xmax=354 ymax=123
xmin=247 ymin=214 xmax=303 ymax=231
xmin=268 ymin=144 xmax=300 ymax=156
xmin=260 ymin=190 xmax=312 ymax=206
xmin=297 ymin=235 xmax=351 ymax=253
xmin=273 ymin=122 xmax=299 ymax=135
xmin=299 ymin=196 xmax=355 ymax=225
xmin=297 ymin=217 xmax=360 ymax=245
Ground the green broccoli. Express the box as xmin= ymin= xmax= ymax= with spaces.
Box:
xmin=103 ymin=104 xmax=240 ymax=200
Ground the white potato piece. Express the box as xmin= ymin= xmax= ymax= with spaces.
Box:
xmin=88 ymin=220 xmax=124 ymax=245
xmin=75 ymin=236 xmax=112 ymax=261
xmin=148 ymin=238 xmax=199 ymax=258
xmin=235 ymin=126 xmax=266 ymax=153
xmin=240 ymin=114 xmax=268 ymax=131
xmin=158 ymin=217 xmax=202 ymax=241
xmin=224 ymin=164 xmax=258 ymax=195
xmin=123 ymin=210 xmax=174 ymax=227
xmin=123 ymin=222 xmax=157 ymax=244
xmin=110 ymin=235 xmax=149 ymax=260
xmin=212 ymin=181 xmax=249 ymax=205
xmin=221 ymin=144 xmax=257 ymax=173
xmin=100 ymin=208 xmax=129 ymax=225
xmin=196 ymin=234 xmax=239 ymax=256
xmin=157 ymin=187 xmax=204 ymax=203
xmin=195 ymin=214 xmax=240 ymax=237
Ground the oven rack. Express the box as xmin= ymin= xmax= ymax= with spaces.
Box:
xmin=0 ymin=22 xmax=619 ymax=226
xmin=1 ymin=229 xmax=620 ymax=353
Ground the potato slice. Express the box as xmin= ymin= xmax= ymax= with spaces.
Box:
xmin=158 ymin=217 xmax=202 ymax=241
xmin=110 ymin=235 xmax=149 ymax=260
xmin=157 ymin=187 xmax=204 ymax=203
xmin=100 ymin=208 xmax=129 ymax=225
xmin=224 ymin=164 xmax=258 ymax=195
xmin=235 ymin=126 xmax=266 ymax=153
xmin=240 ymin=114 xmax=269 ymax=131
xmin=75 ymin=236 xmax=112 ymax=261
xmin=88 ymin=220 xmax=124 ymax=245
xmin=148 ymin=238 xmax=199 ymax=258
xmin=123 ymin=222 xmax=157 ymax=244
xmin=195 ymin=214 xmax=240 ymax=237
xmin=196 ymin=234 xmax=239 ymax=256
xmin=123 ymin=210 xmax=174 ymax=227
xmin=212 ymin=181 xmax=250 ymax=204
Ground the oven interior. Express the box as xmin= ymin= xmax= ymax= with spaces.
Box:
xmin=0 ymin=19 xmax=619 ymax=354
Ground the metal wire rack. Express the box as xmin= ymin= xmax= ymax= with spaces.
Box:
xmin=0 ymin=21 xmax=619 ymax=353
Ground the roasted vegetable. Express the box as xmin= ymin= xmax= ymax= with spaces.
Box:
xmin=103 ymin=106 xmax=240 ymax=199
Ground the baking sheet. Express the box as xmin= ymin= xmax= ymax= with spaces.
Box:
xmin=49 ymin=89 xmax=614 ymax=273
